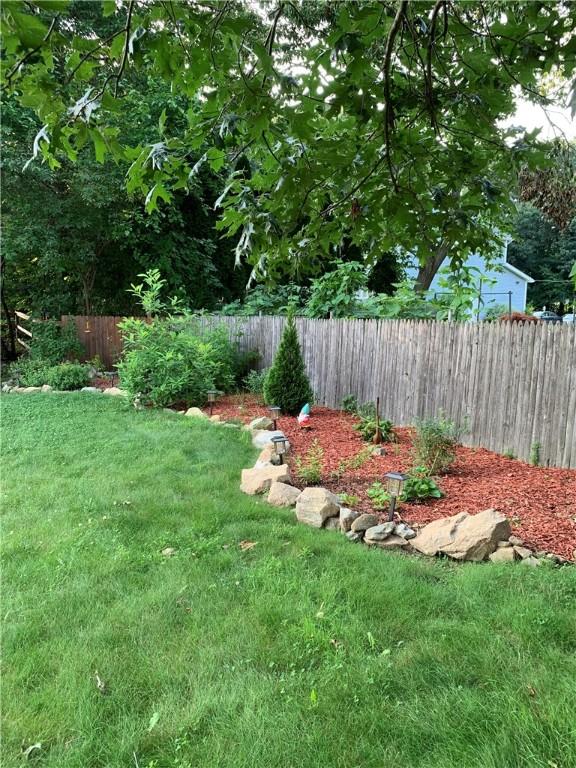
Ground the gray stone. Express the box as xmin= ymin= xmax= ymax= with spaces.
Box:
xmin=184 ymin=406 xmax=207 ymax=418
xmin=13 ymin=386 xmax=42 ymax=393
xmin=394 ymin=522 xmax=416 ymax=540
xmin=41 ymin=384 xmax=53 ymax=392
xmin=251 ymin=430 xmax=290 ymax=451
xmin=497 ymin=539 xmax=512 ymax=548
xmin=412 ymin=509 xmax=511 ymax=561
xmin=103 ymin=387 xmax=127 ymax=397
xmin=1 ymin=383 xmax=12 ymax=393
xmin=364 ymin=522 xmax=395 ymax=542
xmin=209 ymin=414 xmax=222 ymax=422
xmin=324 ymin=517 xmax=341 ymax=531
xmin=161 ymin=547 xmax=177 ymax=557
xmin=508 ymin=535 xmax=524 ymax=547
xmin=339 ymin=507 xmax=360 ymax=532
xmin=372 ymin=446 xmax=386 ymax=457
xmin=374 ymin=534 xmax=409 ymax=550
xmin=351 ymin=513 xmax=380 ymax=533
xmin=520 ymin=556 xmax=542 ymax=567
xmin=249 ymin=416 xmax=275 ymax=431
xmin=513 ymin=545 xmax=533 ymax=560
xmin=489 ymin=547 xmax=516 ymax=563
xmin=241 ymin=464 xmax=291 ymax=495
xmin=346 ymin=531 xmax=363 ymax=542
xmin=267 ymin=482 xmax=301 ymax=507
xmin=81 ymin=386 xmax=101 ymax=393
xmin=295 ymin=487 xmax=340 ymax=528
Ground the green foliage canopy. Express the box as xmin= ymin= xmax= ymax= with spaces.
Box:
xmin=3 ymin=0 xmax=575 ymax=287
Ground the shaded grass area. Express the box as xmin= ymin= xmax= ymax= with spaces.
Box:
xmin=2 ymin=394 xmax=576 ymax=768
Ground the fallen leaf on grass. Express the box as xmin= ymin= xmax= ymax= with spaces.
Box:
xmin=239 ymin=540 xmax=257 ymax=551
xmin=161 ymin=547 xmax=176 ymax=557
xmin=527 ymin=685 xmax=537 ymax=698
xmin=21 ymin=743 xmax=42 ymax=760
xmin=94 ymin=671 xmax=108 ymax=695
xmin=147 ymin=711 xmax=160 ymax=732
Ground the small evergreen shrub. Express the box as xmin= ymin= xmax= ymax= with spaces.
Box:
xmin=412 ymin=414 xmax=466 ymax=474
xmin=263 ymin=311 xmax=313 ymax=415
xmin=46 ymin=363 xmax=90 ymax=391
xmin=294 ymin=439 xmax=324 ymax=484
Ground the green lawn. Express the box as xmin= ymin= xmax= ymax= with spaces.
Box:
xmin=2 ymin=394 xmax=576 ymax=768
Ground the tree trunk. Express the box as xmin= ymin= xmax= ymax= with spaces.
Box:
xmin=414 ymin=242 xmax=450 ymax=292
xmin=0 ymin=264 xmax=17 ymax=360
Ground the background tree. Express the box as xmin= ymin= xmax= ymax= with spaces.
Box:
xmin=3 ymin=0 xmax=575 ymax=293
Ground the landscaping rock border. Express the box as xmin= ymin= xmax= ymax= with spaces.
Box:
xmin=235 ymin=419 xmax=571 ymax=566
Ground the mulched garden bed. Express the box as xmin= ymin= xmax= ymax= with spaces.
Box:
xmin=210 ymin=395 xmax=576 ymax=560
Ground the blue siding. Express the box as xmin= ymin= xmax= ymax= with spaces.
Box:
xmin=405 ymin=250 xmax=531 ymax=316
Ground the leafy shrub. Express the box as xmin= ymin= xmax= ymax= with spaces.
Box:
xmin=46 ymin=363 xmax=90 ymax=391
xmin=117 ymin=318 xmax=216 ymax=407
xmin=341 ymin=394 xmax=358 ymax=413
xmin=401 ymin=467 xmax=443 ymax=501
xmin=294 ymin=439 xmax=324 ymax=484
xmin=305 ymin=261 xmax=373 ymax=318
xmin=14 ymin=358 xmax=52 ymax=387
xmin=234 ymin=348 xmax=261 ymax=387
xmin=339 ymin=493 xmax=360 ymax=508
xmin=354 ymin=415 xmax=394 ymax=443
xmin=367 ymin=468 xmax=443 ymax=509
xmin=412 ymin=414 xmax=465 ymax=474
xmin=243 ymin=368 xmax=268 ymax=394
xmin=366 ymin=482 xmax=389 ymax=510
xmin=28 ymin=319 xmax=82 ymax=364
xmin=263 ymin=310 xmax=313 ymax=415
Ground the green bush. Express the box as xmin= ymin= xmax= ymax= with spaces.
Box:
xmin=366 ymin=468 xmax=442 ymax=509
xmin=412 ymin=414 xmax=466 ymax=474
xmin=341 ymin=394 xmax=358 ymax=413
xmin=28 ymin=320 xmax=83 ymax=364
xmin=14 ymin=358 xmax=52 ymax=387
xmin=243 ymin=368 xmax=268 ymax=394
xmin=354 ymin=415 xmax=394 ymax=443
xmin=46 ymin=363 xmax=90 ymax=391
xmin=263 ymin=311 xmax=313 ymax=415
xmin=118 ymin=318 xmax=218 ymax=407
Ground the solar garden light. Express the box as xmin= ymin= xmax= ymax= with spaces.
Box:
xmin=268 ymin=405 xmax=281 ymax=430
xmin=384 ymin=471 xmax=408 ymax=521
xmin=206 ymin=390 xmax=219 ymax=415
xmin=104 ymin=370 xmax=117 ymax=386
xmin=271 ymin=435 xmax=288 ymax=465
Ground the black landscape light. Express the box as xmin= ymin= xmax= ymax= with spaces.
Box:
xmin=384 ymin=471 xmax=408 ymax=521
xmin=207 ymin=390 xmax=218 ymax=416
xmin=271 ymin=435 xmax=288 ymax=465
xmin=268 ymin=405 xmax=281 ymax=430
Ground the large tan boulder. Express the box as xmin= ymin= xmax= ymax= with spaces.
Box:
xmin=412 ymin=509 xmax=511 ymax=561
xmin=249 ymin=416 xmax=275 ymax=431
xmin=267 ymin=482 xmax=301 ymax=507
xmin=102 ymin=387 xmax=127 ymax=397
xmin=351 ymin=513 xmax=379 ymax=533
xmin=295 ymin=487 xmax=340 ymax=528
xmin=240 ymin=464 xmax=291 ymax=495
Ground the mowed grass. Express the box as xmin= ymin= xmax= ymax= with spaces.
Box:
xmin=2 ymin=394 xmax=576 ymax=768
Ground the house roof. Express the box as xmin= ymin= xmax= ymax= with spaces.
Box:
xmin=502 ymin=261 xmax=535 ymax=284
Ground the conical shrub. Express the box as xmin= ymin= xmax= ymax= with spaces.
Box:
xmin=263 ymin=311 xmax=313 ymax=415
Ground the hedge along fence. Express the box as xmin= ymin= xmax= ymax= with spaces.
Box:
xmin=63 ymin=314 xmax=576 ymax=469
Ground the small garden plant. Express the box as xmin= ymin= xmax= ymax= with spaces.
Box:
xmin=367 ymin=467 xmax=443 ymax=509
xmin=294 ymin=439 xmax=324 ymax=484
xmin=412 ymin=414 xmax=466 ymax=474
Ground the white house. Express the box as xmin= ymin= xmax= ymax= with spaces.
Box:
xmin=406 ymin=246 xmax=535 ymax=317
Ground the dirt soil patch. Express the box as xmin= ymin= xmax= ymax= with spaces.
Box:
xmin=211 ymin=395 xmax=576 ymax=560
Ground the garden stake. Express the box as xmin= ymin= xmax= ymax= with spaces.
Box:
xmin=373 ymin=396 xmax=382 ymax=444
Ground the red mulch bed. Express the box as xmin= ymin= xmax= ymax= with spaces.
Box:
xmin=209 ymin=395 xmax=576 ymax=560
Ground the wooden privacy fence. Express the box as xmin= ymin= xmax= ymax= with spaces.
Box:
xmin=64 ymin=314 xmax=576 ymax=468
xmin=62 ymin=315 xmax=130 ymax=369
